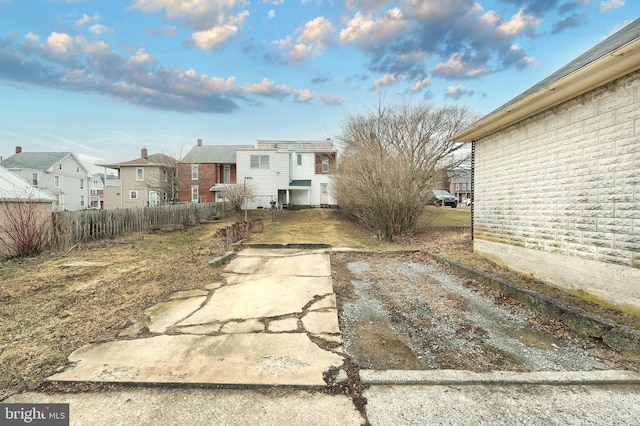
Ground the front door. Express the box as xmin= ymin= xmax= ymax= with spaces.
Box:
xmin=320 ymin=183 xmax=328 ymax=205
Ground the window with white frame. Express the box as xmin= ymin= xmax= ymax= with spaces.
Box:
xmin=191 ymin=185 xmax=199 ymax=202
xmin=136 ymin=168 xmax=144 ymax=181
xmin=32 ymin=173 xmax=39 ymax=186
xmin=250 ymin=155 xmax=269 ymax=169
xmin=80 ymin=195 xmax=85 ymax=207
xmin=456 ymin=183 xmax=460 ymax=190
xmin=163 ymin=169 xmax=168 ymax=182
xmin=130 ymin=190 xmax=138 ymax=199
xmin=223 ymin=165 xmax=230 ymax=183
xmin=191 ymin=165 xmax=199 ymax=180
xmin=322 ymin=157 xmax=329 ymax=173
xmin=54 ymin=175 xmax=60 ymax=188
xmin=80 ymin=179 xmax=84 ymax=189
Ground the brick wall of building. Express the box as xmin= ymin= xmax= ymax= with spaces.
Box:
xmin=474 ymin=69 xmax=640 ymax=269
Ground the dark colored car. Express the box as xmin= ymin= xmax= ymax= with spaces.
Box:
xmin=432 ymin=190 xmax=458 ymax=208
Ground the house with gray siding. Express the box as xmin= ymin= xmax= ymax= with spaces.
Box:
xmin=0 ymin=146 xmax=91 ymax=211
xmin=451 ymin=19 xmax=640 ymax=312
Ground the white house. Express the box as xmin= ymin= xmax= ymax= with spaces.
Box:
xmin=451 ymin=19 xmax=640 ymax=312
xmin=0 ymin=146 xmax=92 ymax=211
xmin=236 ymin=140 xmax=338 ymax=209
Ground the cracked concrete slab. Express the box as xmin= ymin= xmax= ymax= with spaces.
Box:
xmin=180 ymin=275 xmax=333 ymax=326
xmin=146 ymin=296 xmax=206 ymax=334
xmin=47 ymin=247 xmax=344 ymax=387
xmin=48 ymin=334 xmax=343 ymax=386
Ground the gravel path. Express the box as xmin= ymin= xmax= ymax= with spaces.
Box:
xmin=333 ymin=253 xmax=629 ymax=372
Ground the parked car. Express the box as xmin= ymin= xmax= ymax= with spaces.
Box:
xmin=432 ymin=190 xmax=458 ymax=208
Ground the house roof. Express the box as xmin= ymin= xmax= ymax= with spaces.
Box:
xmin=452 ymin=18 xmax=640 ymax=142
xmin=181 ymin=145 xmax=253 ymax=164
xmin=97 ymin=153 xmax=176 ymax=169
xmin=0 ymin=165 xmax=54 ymax=202
xmin=1 ymin=152 xmax=90 ymax=175
xmin=290 ymin=180 xmax=311 ymax=187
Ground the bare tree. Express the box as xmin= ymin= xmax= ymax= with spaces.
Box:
xmin=336 ymin=101 xmax=475 ymax=241
xmin=220 ymin=183 xmax=256 ymax=211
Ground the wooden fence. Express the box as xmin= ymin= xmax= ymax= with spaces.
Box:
xmin=50 ymin=202 xmax=229 ymax=251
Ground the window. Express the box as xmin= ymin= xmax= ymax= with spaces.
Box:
xmin=297 ymin=154 xmax=302 ymax=166
xmin=455 ymin=183 xmax=460 ymax=190
xmin=250 ymin=155 xmax=269 ymax=169
xmin=130 ymin=190 xmax=138 ymax=199
xmin=191 ymin=185 xmax=199 ymax=202
xmin=80 ymin=195 xmax=85 ymax=207
xmin=191 ymin=165 xmax=199 ymax=180
xmin=163 ymin=192 xmax=168 ymax=201
xmin=163 ymin=169 xmax=168 ymax=182
xmin=136 ymin=168 xmax=144 ymax=181
xmin=322 ymin=157 xmax=329 ymax=173
xmin=32 ymin=173 xmax=39 ymax=186
xmin=54 ymin=194 xmax=60 ymax=206
xmin=54 ymin=176 xmax=60 ymax=188
xmin=223 ymin=165 xmax=230 ymax=183
xmin=462 ymin=183 xmax=466 ymax=190
xmin=80 ymin=179 xmax=84 ymax=190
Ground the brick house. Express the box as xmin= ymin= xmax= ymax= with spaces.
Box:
xmin=451 ymin=19 xmax=640 ymax=310
xmin=177 ymin=139 xmax=252 ymax=203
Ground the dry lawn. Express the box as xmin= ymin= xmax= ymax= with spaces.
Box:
xmin=0 ymin=207 xmax=637 ymax=401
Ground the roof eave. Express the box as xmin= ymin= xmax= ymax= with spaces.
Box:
xmin=451 ymin=37 xmax=640 ymax=143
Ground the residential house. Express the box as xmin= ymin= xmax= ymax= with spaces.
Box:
xmin=236 ymin=140 xmax=337 ymax=209
xmin=447 ymin=168 xmax=472 ymax=204
xmin=0 ymin=146 xmax=91 ymax=211
xmin=89 ymin=173 xmax=120 ymax=209
xmin=98 ymin=147 xmax=176 ymax=209
xmin=177 ymin=139 xmax=252 ymax=203
xmin=451 ymin=19 xmax=640 ymax=310
xmin=0 ymin=165 xmax=54 ymax=257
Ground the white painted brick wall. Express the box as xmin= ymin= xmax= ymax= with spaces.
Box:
xmin=475 ymin=69 xmax=640 ymax=268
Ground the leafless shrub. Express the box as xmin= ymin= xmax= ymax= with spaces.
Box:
xmin=221 ymin=183 xmax=256 ymax=211
xmin=336 ymin=101 xmax=475 ymax=241
xmin=0 ymin=197 xmax=52 ymax=258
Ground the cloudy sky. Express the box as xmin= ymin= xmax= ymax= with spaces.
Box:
xmin=0 ymin=0 xmax=636 ymax=172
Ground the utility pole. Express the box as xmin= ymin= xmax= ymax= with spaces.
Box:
xmin=244 ymin=176 xmax=253 ymax=222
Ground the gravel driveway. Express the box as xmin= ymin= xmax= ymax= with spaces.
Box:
xmin=331 ymin=252 xmax=635 ymax=372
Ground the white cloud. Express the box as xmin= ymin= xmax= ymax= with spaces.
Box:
xmin=444 ymin=84 xmax=473 ymax=99
xmin=89 ymin=24 xmax=113 ymax=36
xmin=297 ymin=16 xmax=333 ymax=44
xmin=130 ymin=0 xmax=250 ymax=51
xmin=340 ymin=8 xmax=408 ymax=48
xmin=600 ymin=0 xmax=624 ymax=12
xmin=242 ymin=78 xmax=313 ymax=102
xmin=411 ymin=77 xmax=430 ymax=92
xmin=268 ymin=9 xmax=276 ymax=19
xmin=374 ymin=73 xmax=401 ymax=91
xmin=75 ymin=13 xmax=99 ymax=26
xmin=25 ymin=32 xmax=40 ymax=43
xmin=494 ymin=8 xmax=540 ymax=37
xmin=46 ymin=32 xmax=75 ymax=55
xmin=433 ymin=53 xmax=487 ymax=78
xmin=273 ymin=16 xmax=335 ymax=63
xmin=192 ymin=25 xmax=240 ymax=51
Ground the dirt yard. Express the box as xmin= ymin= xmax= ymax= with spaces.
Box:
xmin=1 ymin=208 xmax=638 ymax=401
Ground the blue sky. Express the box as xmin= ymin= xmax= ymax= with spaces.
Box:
xmin=0 ymin=0 xmax=637 ymax=172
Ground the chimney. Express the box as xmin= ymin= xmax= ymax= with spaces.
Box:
xmin=16 ymin=146 xmax=22 ymax=153
xmin=141 ymin=147 xmax=148 ymax=159
xmin=197 ymin=138 xmax=202 ymax=146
